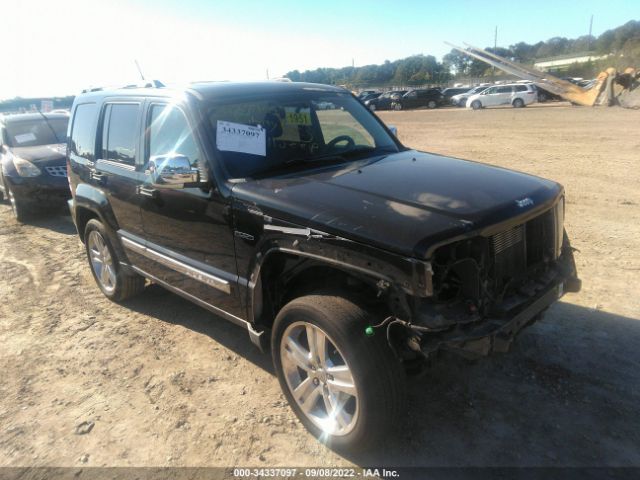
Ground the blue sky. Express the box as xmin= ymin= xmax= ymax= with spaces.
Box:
xmin=1 ymin=0 xmax=637 ymax=98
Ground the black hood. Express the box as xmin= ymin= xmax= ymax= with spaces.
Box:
xmin=11 ymin=144 xmax=67 ymax=164
xmin=232 ymin=150 xmax=562 ymax=258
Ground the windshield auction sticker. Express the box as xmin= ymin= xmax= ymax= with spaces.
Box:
xmin=14 ymin=132 xmax=37 ymax=144
xmin=216 ymin=120 xmax=266 ymax=156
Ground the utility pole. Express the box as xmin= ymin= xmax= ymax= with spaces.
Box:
xmin=266 ymin=68 xmax=269 ymax=80
xmin=589 ymin=15 xmax=594 ymax=50
xmin=491 ymin=26 xmax=498 ymax=82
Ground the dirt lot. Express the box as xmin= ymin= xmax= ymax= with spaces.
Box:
xmin=1 ymin=103 xmax=639 ymax=468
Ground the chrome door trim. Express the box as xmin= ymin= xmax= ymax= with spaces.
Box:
xmin=96 ymin=159 xmax=137 ymax=171
xmin=130 ymin=265 xmax=248 ymax=328
xmin=120 ymin=236 xmax=231 ymax=294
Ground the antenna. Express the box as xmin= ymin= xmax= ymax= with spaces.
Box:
xmin=135 ymin=60 xmax=145 ymax=81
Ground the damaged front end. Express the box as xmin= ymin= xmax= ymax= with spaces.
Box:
xmin=389 ymin=200 xmax=581 ymax=364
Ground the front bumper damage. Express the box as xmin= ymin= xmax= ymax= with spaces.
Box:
xmin=404 ymin=241 xmax=581 ymax=360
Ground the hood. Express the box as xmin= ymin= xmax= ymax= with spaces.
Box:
xmin=232 ymin=150 xmax=562 ymax=258
xmin=11 ymin=144 xmax=67 ymax=164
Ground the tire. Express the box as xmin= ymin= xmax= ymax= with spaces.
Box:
xmin=272 ymin=293 xmax=405 ymax=452
xmin=513 ymin=98 xmax=525 ymax=108
xmin=5 ymin=181 xmax=30 ymax=222
xmin=368 ymin=104 xmax=376 ymax=111
xmin=471 ymin=100 xmax=482 ymax=110
xmin=427 ymin=100 xmax=437 ymax=109
xmin=84 ymin=219 xmax=145 ymax=302
xmin=392 ymin=102 xmax=402 ymax=111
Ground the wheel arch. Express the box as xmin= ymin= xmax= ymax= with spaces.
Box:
xmin=249 ymin=247 xmax=403 ymax=332
xmin=73 ymin=183 xmax=119 ymax=243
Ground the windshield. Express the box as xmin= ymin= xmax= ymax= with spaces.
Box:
xmin=208 ymin=91 xmax=399 ymax=178
xmin=6 ymin=117 xmax=68 ymax=147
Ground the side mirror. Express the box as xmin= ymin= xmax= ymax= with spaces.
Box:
xmin=388 ymin=125 xmax=398 ymax=136
xmin=147 ymin=154 xmax=200 ymax=189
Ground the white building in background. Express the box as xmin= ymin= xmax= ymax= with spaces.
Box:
xmin=534 ymin=52 xmax=611 ymax=71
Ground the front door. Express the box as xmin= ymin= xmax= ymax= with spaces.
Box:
xmin=137 ymin=102 xmax=243 ymax=318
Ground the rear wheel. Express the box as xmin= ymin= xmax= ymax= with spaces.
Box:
xmin=513 ymin=98 xmax=525 ymax=108
xmin=427 ymin=100 xmax=437 ymax=109
xmin=272 ymin=293 xmax=405 ymax=451
xmin=392 ymin=102 xmax=402 ymax=111
xmin=84 ymin=219 xmax=145 ymax=302
xmin=368 ymin=104 xmax=376 ymax=111
xmin=471 ymin=100 xmax=482 ymax=110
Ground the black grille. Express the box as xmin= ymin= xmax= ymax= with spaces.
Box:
xmin=490 ymin=208 xmax=556 ymax=290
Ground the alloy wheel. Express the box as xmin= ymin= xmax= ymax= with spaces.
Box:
xmin=280 ymin=321 xmax=359 ymax=436
xmin=87 ymin=230 xmax=116 ymax=293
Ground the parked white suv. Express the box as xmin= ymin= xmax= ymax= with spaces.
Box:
xmin=466 ymin=83 xmax=537 ymax=109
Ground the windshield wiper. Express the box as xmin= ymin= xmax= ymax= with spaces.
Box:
xmin=286 ymin=146 xmax=395 ymax=166
xmin=252 ymin=146 xmax=397 ymax=179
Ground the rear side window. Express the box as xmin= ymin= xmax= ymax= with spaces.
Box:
xmin=496 ymin=86 xmax=513 ymax=94
xmin=70 ymin=103 xmax=97 ymax=160
xmin=102 ymin=103 xmax=139 ymax=166
xmin=515 ymin=85 xmax=529 ymax=92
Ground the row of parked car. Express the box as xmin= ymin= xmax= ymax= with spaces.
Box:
xmin=356 ymin=79 xmax=592 ymax=111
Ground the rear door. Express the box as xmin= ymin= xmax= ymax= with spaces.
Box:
xmin=94 ymin=101 xmax=146 ymax=237
xmin=137 ymin=101 xmax=243 ymax=318
xmin=495 ymin=86 xmax=514 ymax=105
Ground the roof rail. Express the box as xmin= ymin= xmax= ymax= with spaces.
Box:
xmin=81 ymin=79 xmax=165 ymax=94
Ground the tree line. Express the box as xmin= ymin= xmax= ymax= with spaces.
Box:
xmin=285 ymin=19 xmax=640 ymax=87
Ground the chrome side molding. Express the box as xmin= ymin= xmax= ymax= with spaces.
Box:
xmin=120 ymin=236 xmax=231 ymax=294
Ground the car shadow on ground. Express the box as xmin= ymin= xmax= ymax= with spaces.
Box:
xmin=124 ymin=288 xmax=640 ymax=467
xmin=124 ymin=284 xmax=274 ymax=374
xmin=25 ymin=210 xmax=76 ymax=235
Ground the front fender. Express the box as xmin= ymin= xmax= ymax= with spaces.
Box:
xmin=237 ymin=217 xmax=433 ymax=325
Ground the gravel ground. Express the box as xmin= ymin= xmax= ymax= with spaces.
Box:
xmin=1 ymin=103 xmax=639 ymax=468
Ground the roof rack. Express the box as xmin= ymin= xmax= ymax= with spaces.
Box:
xmin=81 ymin=79 xmax=165 ymax=94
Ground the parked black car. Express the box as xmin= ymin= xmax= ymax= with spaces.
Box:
xmin=392 ymin=88 xmax=444 ymax=109
xmin=67 ymin=81 xmax=580 ymax=451
xmin=359 ymin=92 xmax=381 ymax=103
xmin=364 ymin=90 xmax=407 ymax=111
xmin=0 ymin=112 xmax=70 ymax=221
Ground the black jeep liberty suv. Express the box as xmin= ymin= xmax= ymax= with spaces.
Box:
xmin=67 ymin=81 xmax=580 ymax=450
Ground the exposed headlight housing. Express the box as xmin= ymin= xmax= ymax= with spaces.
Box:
xmin=12 ymin=156 xmax=41 ymax=177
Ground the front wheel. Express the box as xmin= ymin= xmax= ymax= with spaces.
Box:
xmin=513 ymin=98 xmax=525 ymax=108
xmin=471 ymin=100 xmax=482 ymax=110
xmin=368 ymin=104 xmax=376 ymax=111
xmin=427 ymin=100 xmax=437 ymax=109
xmin=5 ymin=182 xmax=30 ymax=222
xmin=272 ymin=294 xmax=405 ymax=451
xmin=392 ymin=102 xmax=402 ymax=111
xmin=84 ymin=219 xmax=145 ymax=302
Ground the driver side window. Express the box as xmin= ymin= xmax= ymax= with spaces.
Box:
xmin=316 ymin=109 xmax=374 ymax=148
xmin=147 ymin=104 xmax=201 ymax=169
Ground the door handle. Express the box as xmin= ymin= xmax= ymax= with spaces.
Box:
xmin=89 ymin=170 xmax=106 ymax=184
xmin=137 ymin=185 xmax=157 ymax=198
